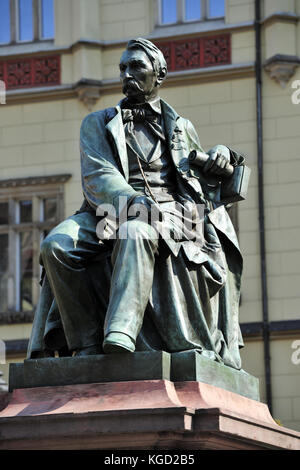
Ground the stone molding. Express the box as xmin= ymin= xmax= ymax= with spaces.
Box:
xmin=0 ymin=174 xmax=72 ymax=190
xmin=0 ymin=311 xmax=34 ymax=326
xmin=264 ymin=54 xmax=300 ymax=88
xmin=74 ymin=79 xmax=102 ymax=111
xmin=0 ymin=379 xmax=299 ymax=450
xmin=261 ymin=12 xmax=300 ymax=27
xmin=3 ymin=62 xmax=255 ymax=106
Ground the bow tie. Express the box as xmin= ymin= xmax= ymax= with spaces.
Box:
xmin=121 ymin=107 xmax=159 ymax=124
xmin=121 ymin=103 xmax=166 ymax=142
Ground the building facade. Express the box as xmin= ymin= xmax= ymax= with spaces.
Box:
xmin=0 ymin=0 xmax=300 ymax=432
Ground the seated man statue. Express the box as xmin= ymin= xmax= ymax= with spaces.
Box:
xmin=27 ymin=38 xmax=248 ymax=370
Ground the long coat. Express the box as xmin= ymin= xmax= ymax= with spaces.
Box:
xmin=27 ymin=98 xmax=245 ymax=369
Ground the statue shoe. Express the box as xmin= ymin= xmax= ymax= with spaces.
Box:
xmin=103 ymin=332 xmax=135 ymax=354
xmin=75 ymin=345 xmax=101 ymax=356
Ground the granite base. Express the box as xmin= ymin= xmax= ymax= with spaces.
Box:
xmin=0 ymin=379 xmax=299 ymax=450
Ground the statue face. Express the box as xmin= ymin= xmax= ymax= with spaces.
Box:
xmin=119 ymin=48 xmax=159 ymax=102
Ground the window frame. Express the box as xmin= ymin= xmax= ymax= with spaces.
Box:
xmin=0 ymin=0 xmax=12 ymax=45
xmin=157 ymin=0 xmax=225 ymax=26
xmin=0 ymin=0 xmax=54 ymax=46
xmin=0 ymin=176 xmax=68 ymax=315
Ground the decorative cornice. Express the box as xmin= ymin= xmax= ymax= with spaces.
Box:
xmin=165 ymin=62 xmax=255 ymax=87
xmin=0 ymin=174 xmax=72 ymax=189
xmin=264 ymin=54 xmax=300 ymax=88
xmin=3 ymin=61 xmax=255 ymax=105
xmin=240 ymin=320 xmax=300 ymax=339
xmin=0 ymin=310 xmax=34 ymax=325
xmin=261 ymin=11 xmax=300 ymax=27
xmin=75 ymin=78 xmax=102 ymax=110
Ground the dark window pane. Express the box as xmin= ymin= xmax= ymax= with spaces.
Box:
xmin=20 ymin=231 xmax=33 ymax=272
xmin=19 ymin=200 xmax=32 ymax=223
xmin=161 ymin=0 xmax=177 ymax=24
xmin=41 ymin=0 xmax=54 ymax=39
xmin=0 ymin=202 xmax=9 ymax=225
xmin=185 ymin=0 xmax=201 ymax=21
xmin=0 ymin=234 xmax=9 ymax=312
xmin=21 ymin=273 xmax=33 ymax=310
xmin=43 ymin=197 xmax=57 ymax=221
xmin=18 ymin=0 xmax=34 ymax=41
xmin=0 ymin=234 xmax=8 ymax=275
xmin=209 ymin=0 xmax=225 ymax=18
xmin=0 ymin=0 xmax=11 ymax=44
xmin=20 ymin=231 xmax=33 ymax=311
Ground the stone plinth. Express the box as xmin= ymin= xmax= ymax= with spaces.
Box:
xmin=9 ymin=351 xmax=171 ymax=391
xmin=172 ymin=350 xmax=259 ymax=400
xmin=1 ymin=378 xmax=300 ymax=449
xmin=8 ymin=351 xmax=260 ymax=401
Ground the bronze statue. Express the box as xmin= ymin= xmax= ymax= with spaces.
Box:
xmin=28 ymin=38 xmax=249 ymax=370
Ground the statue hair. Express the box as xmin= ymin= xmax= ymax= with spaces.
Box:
xmin=126 ymin=38 xmax=168 ymax=79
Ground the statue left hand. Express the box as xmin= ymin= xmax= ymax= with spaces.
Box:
xmin=203 ymin=145 xmax=232 ymax=177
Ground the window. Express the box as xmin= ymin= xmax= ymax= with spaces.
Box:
xmin=0 ymin=175 xmax=69 ymax=315
xmin=159 ymin=0 xmax=225 ymax=25
xmin=0 ymin=0 xmax=55 ymax=45
xmin=0 ymin=0 xmax=11 ymax=44
xmin=40 ymin=0 xmax=55 ymax=39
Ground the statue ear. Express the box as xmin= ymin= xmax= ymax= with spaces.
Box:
xmin=156 ymin=67 xmax=167 ymax=86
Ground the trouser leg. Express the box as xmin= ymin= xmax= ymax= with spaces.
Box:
xmin=103 ymin=219 xmax=159 ymax=349
xmin=40 ymin=212 xmax=108 ymax=351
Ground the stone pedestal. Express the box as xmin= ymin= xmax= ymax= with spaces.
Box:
xmin=0 ymin=352 xmax=299 ymax=450
xmin=8 ymin=350 xmax=260 ymax=401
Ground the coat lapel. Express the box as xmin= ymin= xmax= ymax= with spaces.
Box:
xmin=161 ymin=100 xmax=189 ymax=169
xmin=105 ymin=105 xmax=129 ymax=181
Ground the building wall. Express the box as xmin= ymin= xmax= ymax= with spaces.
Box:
xmin=0 ymin=0 xmax=300 ymax=432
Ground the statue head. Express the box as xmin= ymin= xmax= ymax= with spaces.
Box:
xmin=119 ymin=38 xmax=168 ymax=103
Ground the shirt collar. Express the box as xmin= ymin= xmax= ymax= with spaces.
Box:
xmin=120 ymin=96 xmax=161 ymax=115
xmin=147 ymin=96 xmax=161 ymax=115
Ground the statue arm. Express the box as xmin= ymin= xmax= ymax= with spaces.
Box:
xmin=185 ymin=118 xmax=206 ymax=155
xmin=183 ymin=118 xmax=248 ymax=205
xmin=80 ymin=112 xmax=138 ymax=216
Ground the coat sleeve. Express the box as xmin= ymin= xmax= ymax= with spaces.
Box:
xmin=80 ymin=111 xmax=138 ymax=216
xmin=184 ymin=118 xmax=206 ymax=154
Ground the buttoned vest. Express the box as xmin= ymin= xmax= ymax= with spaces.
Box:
xmin=126 ymin=131 xmax=178 ymax=202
